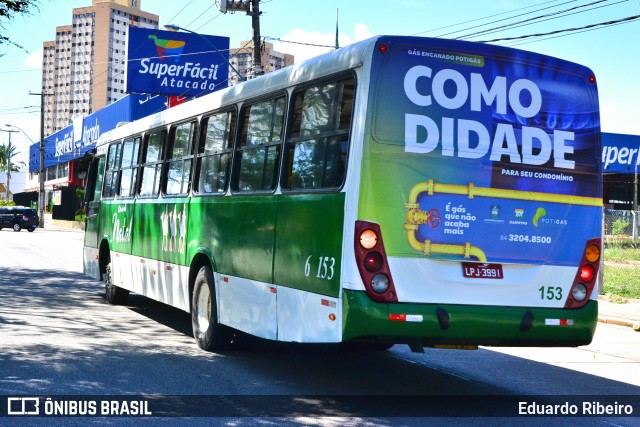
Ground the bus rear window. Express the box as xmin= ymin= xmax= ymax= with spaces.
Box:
xmin=283 ymin=77 xmax=355 ymax=191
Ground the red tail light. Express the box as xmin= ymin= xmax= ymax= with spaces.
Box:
xmin=579 ymin=265 xmax=595 ymax=282
xmin=354 ymin=221 xmax=397 ymax=303
xmin=565 ymin=238 xmax=601 ymax=308
xmin=364 ymin=252 xmax=383 ymax=272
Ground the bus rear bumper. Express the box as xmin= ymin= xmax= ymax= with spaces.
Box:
xmin=342 ymin=290 xmax=598 ymax=347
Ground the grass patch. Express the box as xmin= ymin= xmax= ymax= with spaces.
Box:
xmin=604 ymin=247 xmax=640 ymax=262
xmin=603 ymin=263 xmax=640 ymax=300
xmin=603 ymin=247 xmax=640 ymax=300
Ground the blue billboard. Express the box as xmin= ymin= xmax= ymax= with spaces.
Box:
xmin=126 ymin=27 xmax=230 ymax=97
xmin=30 ymin=94 xmax=166 ymax=172
xmin=602 ymin=132 xmax=640 ymax=174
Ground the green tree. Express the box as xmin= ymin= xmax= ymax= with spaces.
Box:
xmin=0 ymin=0 xmax=40 ymax=56
xmin=0 ymin=143 xmax=23 ymax=172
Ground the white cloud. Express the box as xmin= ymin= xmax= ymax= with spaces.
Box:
xmin=24 ymin=48 xmax=43 ymax=68
xmin=353 ymin=23 xmax=373 ymax=41
xmin=601 ymin=100 xmax=640 ymax=135
xmin=273 ymin=23 xmax=374 ymax=64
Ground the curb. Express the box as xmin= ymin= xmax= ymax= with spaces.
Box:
xmin=598 ymin=316 xmax=640 ymax=331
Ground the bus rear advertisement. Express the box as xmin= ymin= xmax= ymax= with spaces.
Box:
xmin=83 ymin=36 xmax=602 ymax=352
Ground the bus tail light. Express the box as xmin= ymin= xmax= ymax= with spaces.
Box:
xmin=565 ymin=238 xmax=601 ymax=308
xmin=354 ymin=221 xmax=398 ymax=303
xmin=579 ymin=265 xmax=595 ymax=282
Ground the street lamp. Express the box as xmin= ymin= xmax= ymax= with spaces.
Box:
xmin=0 ymin=126 xmax=18 ymax=200
xmin=163 ymin=24 xmax=245 ymax=83
xmin=29 ymin=91 xmax=50 ymax=229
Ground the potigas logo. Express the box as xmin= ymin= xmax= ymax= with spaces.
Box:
xmin=403 ymin=64 xmax=576 ymax=170
xmin=533 ymin=207 xmax=568 ymax=227
xmin=138 ymin=34 xmax=221 ymax=92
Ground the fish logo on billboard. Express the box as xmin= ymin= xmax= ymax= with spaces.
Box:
xmin=127 ymin=27 xmax=230 ymax=98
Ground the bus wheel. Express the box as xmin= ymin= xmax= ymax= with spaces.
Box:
xmin=104 ymin=262 xmax=129 ymax=305
xmin=192 ymin=266 xmax=231 ymax=352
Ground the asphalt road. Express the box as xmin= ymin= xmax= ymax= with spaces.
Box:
xmin=0 ymin=226 xmax=638 ymax=426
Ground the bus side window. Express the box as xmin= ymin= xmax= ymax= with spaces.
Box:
xmin=102 ymin=141 xmax=122 ymax=199
xmin=284 ymin=76 xmax=355 ymax=191
xmin=139 ymin=130 xmax=165 ymax=197
xmin=197 ymin=110 xmax=236 ymax=194
xmin=165 ymin=121 xmax=197 ymax=196
xmin=85 ymin=156 xmax=105 ymax=216
xmin=118 ymin=136 xmax=141 ymax=198
xmin=232 ymin=96 xmax=285 ymax=193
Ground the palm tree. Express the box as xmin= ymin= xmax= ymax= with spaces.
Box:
xmin=0 ymin=143 xmax=23 ymax=172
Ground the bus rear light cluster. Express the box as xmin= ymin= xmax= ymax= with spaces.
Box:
xmin=565 ymin=239 xmax=601 ymax=308
xmin=354 ymin=221 xmax=398 ymax=303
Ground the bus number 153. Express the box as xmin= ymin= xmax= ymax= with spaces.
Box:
xmin=305 ymin=255 xmax=336 ymax=280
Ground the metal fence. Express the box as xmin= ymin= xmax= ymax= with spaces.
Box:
xmin=604 ymin=209 xmax=639 ymax=247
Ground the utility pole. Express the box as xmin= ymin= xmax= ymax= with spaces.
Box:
xmin=218 ymin=0 xmax=262 ymax=79
xmin=634 ymin=159 xmax=638 ymax=244
xmin=30 ymin=91 xmax=49 ymax=228
xmin=251 ymin=0 xmax=262 ymax=78
xmin=0 ymin=127 xmax=18 ymax=200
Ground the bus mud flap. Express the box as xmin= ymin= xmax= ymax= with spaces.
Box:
xmin=408 ymin=340 xmax=425 ymax=353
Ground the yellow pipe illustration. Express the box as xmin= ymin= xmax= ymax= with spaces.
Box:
xmin=404 ymin=225 xmax=487 ymax=262
xmin=406 ymin=179 xmax=602 ymax=207
xmin=403 ymin=178 xmax=601 ymax=261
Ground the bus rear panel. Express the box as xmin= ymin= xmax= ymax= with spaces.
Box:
xmin=344 ymin=36 xmax=602 ymax=348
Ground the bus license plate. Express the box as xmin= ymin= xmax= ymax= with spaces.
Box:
xmin=462 ymin=263 xmax=503 ymax=279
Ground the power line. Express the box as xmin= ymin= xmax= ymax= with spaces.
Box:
xmin=435 ymin=0 xmax=578 ymax=37
xmin=506 ymin=14 xmax=639 ymax=46
xmin=463 ymin=0 xmax=629 ymax=40
xmin=0 ymin=68 xmax=42 ymax=74
xmin=166 ymin=0 xmax=195 ymax=24
xmin=456 ymin=0 xmax=623 ymax=40
xmin=478 ymin=13 xmax=640 ymax=43
xmin=263 ymin=36 xmax=334 ymax=49
xmin=413 ymin=0 xmax=571 ymax=36
xmin=182 ymin=4 xmax=216 ymax=30
xmin=194 ymin=12 xmax=223 ymax=32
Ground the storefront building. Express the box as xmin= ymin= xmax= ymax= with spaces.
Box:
xmin=26 ymin=94 xmax=165 ymax=220
xmin=602 ymin=132 xmax=640 ymax=211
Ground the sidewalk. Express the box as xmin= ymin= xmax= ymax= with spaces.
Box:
xmin=43 ymin=213 xmax=84 ymax=232
xmin=598 ymin=296 xmax=640 ymax=331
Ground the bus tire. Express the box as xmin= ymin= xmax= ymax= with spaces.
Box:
xmin=192 ymin=266 xmax=232 ymax=352
xmin=104 ymin=261 xmax=129 ymax=305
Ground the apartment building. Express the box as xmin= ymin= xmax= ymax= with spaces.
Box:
xmin=41 ymin=0 xmax=159 ymax=137
xmin=228 ymin=40 xmax=294 ymax=85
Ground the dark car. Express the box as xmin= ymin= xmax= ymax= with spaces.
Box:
xmin=0 ymin=206 xmax=39 ymax=232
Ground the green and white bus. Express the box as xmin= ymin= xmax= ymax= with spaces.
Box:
xmin=83 ymin=35 xmax=603 ymax=352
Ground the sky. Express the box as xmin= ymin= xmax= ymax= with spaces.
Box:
xmin=1 ymin=0 xmax=639 ymax=168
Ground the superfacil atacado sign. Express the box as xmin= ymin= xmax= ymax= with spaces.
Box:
xmin=127 ymin=27 xmax=229 ymax=97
